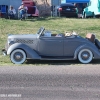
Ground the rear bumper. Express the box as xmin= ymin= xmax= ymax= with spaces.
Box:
xmin=95 ymin=13 xmax=100 ymax=16
xmin=60 ymin=12 xmax=77 ymax=17
xmin=27 ymin=9 xmax=39 ymax=17
xmin=27 ymin=13 xmax=39 ymax=17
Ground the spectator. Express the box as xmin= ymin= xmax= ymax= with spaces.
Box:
xmin=18 ymin=3 xmax=28 ymax=20
xmin=8 ymin=5 xmax=16 ymax=19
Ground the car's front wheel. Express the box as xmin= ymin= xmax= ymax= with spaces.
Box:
xmin=78 ymin=49 xmax=93 ymax=64
xmin=82 ymin=12 xmax=87 ymax=19
xmin=10 ymin=49 xmax=26 ymax=64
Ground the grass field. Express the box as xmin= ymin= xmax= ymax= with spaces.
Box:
xmin=0 ymin=17 xmax=100 ymax=65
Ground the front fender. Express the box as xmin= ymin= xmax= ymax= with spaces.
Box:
xmin=7 ymin=43 xmax=41 ymax=59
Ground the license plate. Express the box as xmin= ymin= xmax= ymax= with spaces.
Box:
xmin=66 ymin=8 xmax=70 ymax=11
xmin=27 ymin=14 xmax=31 ymax=16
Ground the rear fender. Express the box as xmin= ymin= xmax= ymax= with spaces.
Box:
xmin=7 ymin=43 xmax=41 ymax=59
xmin=74 ymin=44 xmax=100 ymax=59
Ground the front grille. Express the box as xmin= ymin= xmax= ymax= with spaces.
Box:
xmin=16 ymin=39 xmax=34 ymax=44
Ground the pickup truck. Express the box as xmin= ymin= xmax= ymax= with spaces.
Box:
xmin=22 ymin=0 xmax=39 ymax=17
xmin=83 ymin=0 xmax=100 ymax=18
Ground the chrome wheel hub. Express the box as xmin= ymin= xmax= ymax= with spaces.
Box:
xmin=15 ymin=55 xmax=21 ymax=59
xmin=81 ymin=52 xmax=89 ymax=60
xmin=82 ymin=54 xmax=88 ymax=58
xmin=14 ymin=52 xmax=23 ymax=61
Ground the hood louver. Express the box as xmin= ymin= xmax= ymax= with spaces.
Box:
xmin=16 ymin=39 xmax=34 ymax=44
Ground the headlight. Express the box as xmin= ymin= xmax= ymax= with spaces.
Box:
xmin=8 ymin=38 xmax=15 ymax=45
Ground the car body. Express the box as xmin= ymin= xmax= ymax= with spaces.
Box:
xmin=56 ymin=3 xmax=78 ymax=17
xmin=2 ymin=27 xmax=100 ymax=64
xmin=83 ymin=0 xmax=100 ymax=18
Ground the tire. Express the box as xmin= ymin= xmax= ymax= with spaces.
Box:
xmin=92 ymin=12 xmax=95 ymax=18
xmin=78 ymin=49 xmax=93 ymax=64
xmin=84 ymin=13 xmax=87 ymax=18
xmin=82 ymin=13 xmax=86 ymax=19
xmin=10 ymin=49 xmax=26 ymax=64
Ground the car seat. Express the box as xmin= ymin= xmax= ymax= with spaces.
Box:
xmin=44 ymin=31 xmax=51 ymax=37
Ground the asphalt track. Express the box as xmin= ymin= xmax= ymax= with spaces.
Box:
xmin=0 ymin=64 xmax=100 ymax=100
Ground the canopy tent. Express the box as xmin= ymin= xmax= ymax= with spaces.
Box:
xmin=61 ymin=0 xmax=90 ymax=3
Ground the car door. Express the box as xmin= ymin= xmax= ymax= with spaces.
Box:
xmin=64 ymin=36 xmax=81 ymax=57
xmin=37 ymin=36 xmax=63 ymax=56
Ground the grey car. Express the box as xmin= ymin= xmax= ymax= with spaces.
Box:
xmin=2 ymin=27 xmax=100 ymax=64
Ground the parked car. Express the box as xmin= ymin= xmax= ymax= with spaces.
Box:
xmin=22 ymin=0 xmax=39 ymax=17
xmin=2 ymin=27 xmax=100 ymax=64
xmin=56 ymin=3 xmax=78 ymax=17
xmin=83 ymin=0 xmax=100 ymax=18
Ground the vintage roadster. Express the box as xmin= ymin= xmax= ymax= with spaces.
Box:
xmin=2 ymin=27 xmax=100 ymax=64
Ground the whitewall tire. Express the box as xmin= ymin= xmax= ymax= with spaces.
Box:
xmin=10 ymin=49 xmax=26 ymax=64
xmin=78 ymin=49 xmax=93 ymax=64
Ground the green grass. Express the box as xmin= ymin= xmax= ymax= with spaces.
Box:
xmin=0 ymin=17 xmax=100 ymax=65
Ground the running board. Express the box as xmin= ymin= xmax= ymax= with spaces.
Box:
xmin=40 ymin=56 xmax=76 ymax=60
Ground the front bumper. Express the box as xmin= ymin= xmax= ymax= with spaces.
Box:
xmin=2 ymin=49 xmax=7 ymax=56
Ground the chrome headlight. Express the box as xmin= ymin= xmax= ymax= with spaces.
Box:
xmin=8 ymin=38 xmax=15 ymax=45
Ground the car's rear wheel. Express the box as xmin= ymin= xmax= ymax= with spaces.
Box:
xmin=78 ymin=49 xmax=93 ymax=64
xmin=10 ymin=49 xmax=26 ymax=64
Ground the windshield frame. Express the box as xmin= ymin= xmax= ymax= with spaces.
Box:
xmin=37 ymin=27 xmax=45 ymax=35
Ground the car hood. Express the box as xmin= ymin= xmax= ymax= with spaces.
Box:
xmin=8 ymin=34 xmax=39 ymax=39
